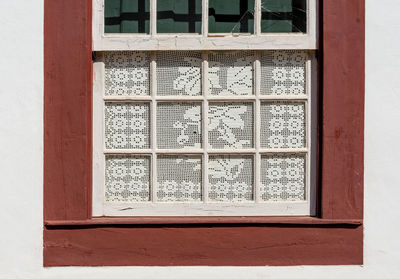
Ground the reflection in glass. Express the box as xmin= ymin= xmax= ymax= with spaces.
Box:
xmin=105 ymin=0 xmax=150 ymax=33
xmin=261 ymin=0 xmax=306 ymax=33
xmin=209 ymin=0 xmax=254 ymax=33
xmin=157 ymin=0 xmax=202 ymax=33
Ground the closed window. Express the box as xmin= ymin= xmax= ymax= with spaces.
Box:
xmin=92 ymin=0 xmax=317 ymax=216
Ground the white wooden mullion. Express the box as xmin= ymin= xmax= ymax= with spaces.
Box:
xmin=103 ymin=202 xmax=311 ymax=216
xmin=304 ymin=57 xmax=311 ymax=211
xmin=308 ymin=53 xmax=317 ymax=215
xmin=104 ymin=96 xmax=152 ymax=101
xmin=93 ymin=0 xmax=104 ymax=49
xmin=254 ymin=0 xmax=261 ymax=35
xmin=202 ymin=51 xmax=209 ymax=203
xmin=150 ymin=0 xmax=157 ymax=36
xmin=104 ymin=149 xmax=153 ymax=154
xmin=207 ymin=96 xmax=255 ymax=101
xmin=92 ymin=53 xmax=106 ymax=217
xmin=156 ymin=96 xmax=202 ymax=101
xmin=259 ymin=148 xmax=308 ymax=154
xmin=202 ymin=0 xmax=208 ymax=37
xmin=103 ymin=95 xmax=309 ymax=102
xmin=254 ymin=51 xmax=261 ymax=203
xmin=103 ymin=148 xmax=308 ymax=155
xmin=101 ymin=54 xmax=108 ymax=215
xmin=308 ymin=0 xmax=317 ymax=47
xmin=259 ymin=95 xmax=308 ymax=101
xmin=96 ymin=36 xmax=317 ymax=51
xmin=150 ymin=52 xmax=158 ymax=202
xmin=311 ymin=52 xmax=318 ymax=216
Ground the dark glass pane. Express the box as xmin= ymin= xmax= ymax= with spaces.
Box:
xmin=261 ymin=0 xmax=306 ymax=33
xmin=105 ymin=0 xmax=150 ymax=33
xmin=157 ymin=0 xmax=202 ymax=33
xmin=209 ymin=0 xmax=254 ymax=34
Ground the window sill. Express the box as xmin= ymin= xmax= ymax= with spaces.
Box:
xmin=44 ymin=217 xmax=362 ymax=227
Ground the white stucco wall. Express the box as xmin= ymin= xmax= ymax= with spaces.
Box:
xmin=0 ymin=0 xmax=399 ymax=278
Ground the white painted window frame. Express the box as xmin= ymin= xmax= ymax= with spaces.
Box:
xmin=92 ymin=52 xmax=317 ymax=217
xmin=93 ymin=0 xmax=317 ymax=51
xmin=92 ymin=0 xmax=318 ymax=217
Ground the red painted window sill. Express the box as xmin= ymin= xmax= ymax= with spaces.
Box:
xmin=44 ymin=217 xmax=362 ymax=226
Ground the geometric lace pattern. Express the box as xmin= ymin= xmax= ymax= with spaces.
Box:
xmin=260 ymin=155 xmax=305 ymax=201
xmin=208 ymin=156 xmax=254 ymax=202
xmin=208 ymin=51 xmax=254 ymax=95
xmin=105 ymin=103 xmax=150 ymax=149
xmin=260 ymin=102 xmax=305 ymax=148
xmin=260 ymin=50 xmax=307 ymax=95
xmin=157 ymin=156 xmax=202 ymax=202
xmin=208 ymin=102 xmax=254 ymax=149
xmin=157 ymin=102 xmax=202 ymax=149
xmin=104 ymin=51 xmax=150 ymax=96
xmin=105 ymin=156 xmax=150 ymax=202
xmin=100 ymin=50 xmax=311 ymax=209
xmin=157 ymin=51 xmax=202 ymax=96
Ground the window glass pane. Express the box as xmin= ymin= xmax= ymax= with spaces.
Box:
xmin=260 ymin=102 xmax=306 ymax=149
xmin=157 ymin=156 xmax=202 ymax=202
xmin=208 ymin=156 xmax=254 ymax=202
xmin=260 ymin=155 xmax=305 ymax=201
xmin=105 ymin=103 xmax=151 ymax=149
xmin=157 ymin=103 xmax=202 ymax=149
xmin=208 ymin=51 xmax=254 ymax=96
xmin=105 ymin=155 xmax=151 ymax=202
xmin=105 ymin=0 xmax=150 ymax=33
xmin=208 ymin=103 xmax=254 ymax=149
xmin=157 ymin=0 xmax=202 ymax=33
xmin=104 ymin=51 xmax=150 ymax=96
xmin=261 ymin=0 xmax=306 ymax=33
xmin=260 ymin=50 xmax=307 ymax=96
xmin=209 ymin=0 xmax=254 ymax=33
xmin=156 ymin=51 xmax=202 ymax=96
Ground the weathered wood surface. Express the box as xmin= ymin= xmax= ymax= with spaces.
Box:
xmin=44 ymin=0 xmax=92 ymax=220
xmin=44 ymin=217 xmax=363 ymax=226
xmin=44 ymin=225 xmax=363 ymax=266
xmin=321 ymin=0 xmax=365 ymax=219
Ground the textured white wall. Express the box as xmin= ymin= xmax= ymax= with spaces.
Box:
xmin=0 ymin=0 xmax=399 ymax=278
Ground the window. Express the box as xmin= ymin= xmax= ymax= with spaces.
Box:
xmin=92 ymin=0 xmax=317 ymax=217
xmin=93 ymin=0 xmax=316 ymax=50
xmin=44 ymin=0 xmax=364 ymax=266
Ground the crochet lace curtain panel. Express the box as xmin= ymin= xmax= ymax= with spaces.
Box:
xmin=104 ymin=50 xmax=307 ymax=203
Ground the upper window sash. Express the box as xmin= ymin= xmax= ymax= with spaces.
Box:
xmin=93 ymin=0 xmax=317 ymax=51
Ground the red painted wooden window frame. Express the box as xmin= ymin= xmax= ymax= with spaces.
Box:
xmin=43 ymin=0 xmax=364 ymax=266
